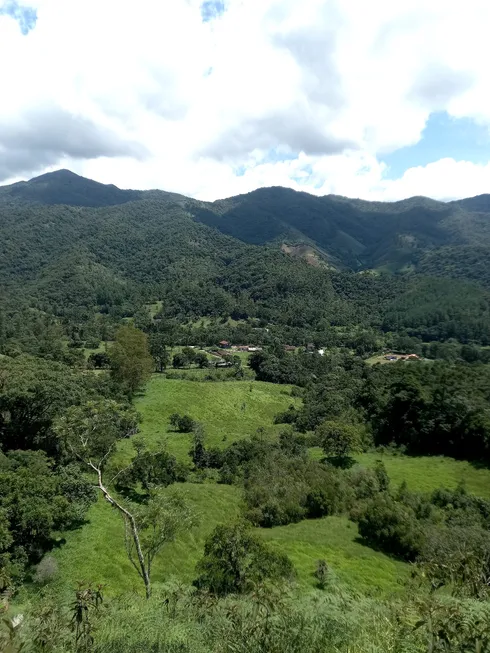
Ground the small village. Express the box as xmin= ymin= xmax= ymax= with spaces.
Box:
xmin=211 ymin=341 xmax=421 ymax=364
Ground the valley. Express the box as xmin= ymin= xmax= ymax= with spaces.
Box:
xmin=2 ymin=170 xmax=490 ymax=651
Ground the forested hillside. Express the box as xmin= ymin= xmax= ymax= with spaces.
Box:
xmin=2 ymin=169 xmax=490 ymax=354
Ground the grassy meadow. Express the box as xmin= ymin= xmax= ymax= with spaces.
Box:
xmin=51 ymin=483 xmax=242 ymax=598
xmin=123 ymin=376 xmax=299 ymax=463
xmin=48 ymin=375 xmax=490 ymax=599
xmin=357 ymin=452 xmax=490 ymax=497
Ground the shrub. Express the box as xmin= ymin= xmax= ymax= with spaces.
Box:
xmin=348 ymin=467 xmax=380 ymax=500
xmin=169 ymin=413 xmax=195 ymax=433
xmin=33 ymin=555 xmax=59 ymax=585
xmin=352 ymin=493 xmax=424 ymax=561
xmin=314 ymin=559 xmax=329 ymax=590
xmin=305 ymin=469 xmax=353 ymax=518
xmin=418 ymin=525 xmax=490 ymax=598
xmin=194 ymin=522 xmax=295 ymax=595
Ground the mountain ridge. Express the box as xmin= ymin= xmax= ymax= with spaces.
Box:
xmin=1 ymin=169 xmax=490 ymax=278
xmin=5 ymin=168 xmax=490 ymax=208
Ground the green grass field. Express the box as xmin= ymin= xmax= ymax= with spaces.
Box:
xmin=52 ymin=483 xmax=242 ymax=597
xmin=124 ymin=377 xmax=299 ymax=462
xmin=261 ymin=517 xmax=407 ymax=594
xmin=309 ymin=448 xmax=490 ymax=497
xmin=357 ymin=452 xmax=490 ymax=497
xmin=52 ymin=483 xmax=406 ymax=597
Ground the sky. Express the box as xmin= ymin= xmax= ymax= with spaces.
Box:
xmin=1 ymin=0 xmax=490 ymax=202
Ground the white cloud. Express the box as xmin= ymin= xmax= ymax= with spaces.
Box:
xmin=1 ymin=0 xmax=490 ymax=201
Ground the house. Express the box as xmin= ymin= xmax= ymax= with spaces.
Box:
xmin=406 ymin=354 xmax=420 ymax=360
xmin=385 ymin=355 xmax=398 ymax=361
xmin=284 ymin=345 xmax=296 ymax=352
xmin=247 ymin=346 xmax=262 ymax=352
xmin=318 ymin=349 xmax=325 ymax=356
xmin=218 ymin=340 xmax=230 ymax=349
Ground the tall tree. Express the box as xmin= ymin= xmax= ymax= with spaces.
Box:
xmin=149 ymin=333 xmax=170 ymax=373
xmin=109 ymin=325 xmax=153 ymax=395
xmin=317 ymin=421 xmax=362 ymax=464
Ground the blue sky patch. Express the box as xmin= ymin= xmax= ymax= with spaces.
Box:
xmin=263 ymin=148 xmax=298 ymax=164
xmin=382 ymin=111 xmax=490 ymax=179
xmin=0 ymin=0 xmax=37 ymax=34
xmin=200 ymin=0 xmax=225 ymax=22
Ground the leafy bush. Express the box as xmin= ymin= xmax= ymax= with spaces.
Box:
xmin=194 ymin=522 xmax=295 ymax=595
xmin=419 ymin=526 xmax=490 ymax=598
xmin=317 ymin=421 xmax=363 ymax=468
xmin=352 ymin=493 xmax=424 ymax=561
xmin=244 ymin=451 xmax=352 ymax=527
xmin=169 ymin=413 xmax=195 ymax=433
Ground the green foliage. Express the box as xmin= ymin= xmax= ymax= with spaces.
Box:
xmin=87 ymin=351 xmax=110 ymax=369
xmin=364 ymin=361 xmax=490 ymax=461
xmin=317 ymin=421 xmax=363 ymax=466
xmin=115 ymin=442 xmax=188 ymax=494
xmin=244 ymin=451 xmax=353 ymax=527
xmin=70 ymin=582 xmax=104 ymax=652
xmin=195 ymin=351 xmax=209 ymax=368
xmin=109 ymin=325 xmax=153 ymax=395
xmin=5 ymin=170 xmax=490 ymax=647
xmin=54 ymin=399 xmax=140 ymax=465
xmin=0 ymin=355 xmax=91 ymax=457
xmin=19 ymin=579 xmax=490 ymax=653
xmin=172 ymin=352 xmax=186 ymax=368
xmin=4 ymin=171 xmax=490 ymax=362
xmin=169 ymin=413 xmax=195 ymax=433
xmin=352 ymin=493 xmax=424 ymax=561
xmin=0 ymin=449 xmax=96 ymax=581
xmin=314 ymin=559 xmax=330 ymax=590
xmin=148 ymin=332 xmax=171 ymax=372
xmin=419 ymin=526 xmax=490 ymax=599
xmin=194 ymin=522 xmax=294 ymax=595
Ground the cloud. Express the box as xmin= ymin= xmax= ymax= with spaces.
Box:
xmin=201 ymin=111 xmax=355 ymax=160
xmin=0 ymin=106 xmax=147 ymax=179
xmin=1 ymin=0 xmax=490 ymax=201
xmin=409 ymin=66 xmax=475 ymax=110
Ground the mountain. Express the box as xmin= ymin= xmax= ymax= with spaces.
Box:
xmin=191 ymin=188 xmax=490 ymax=273
xmin=2 ymin=170 xmax=490 ymax=275
xmin=1 ymin=169 xmax=490 ymax=349
xmin=0 ymin=169 xmax=143 ymax=207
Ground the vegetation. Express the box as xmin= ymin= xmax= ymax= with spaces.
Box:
xmin=2 ymin=171 xmax=490 ymax=650
xmin=109 ymin=325 xmax=153 ymax=396
xmin=194 ymin=522 xmax=294 ymax=595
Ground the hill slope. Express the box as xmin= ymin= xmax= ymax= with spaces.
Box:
xmin=2 ymin=169 xmax=490 ymax=275
xmin=0 ymin=169 xmax=144 ymax=207
xmin=191 ymin=187 xmax=490 ymax=273
xmin=1 ymin=169 xmax=490 ymax=347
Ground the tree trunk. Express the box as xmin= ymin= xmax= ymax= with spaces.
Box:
xmin=90 ymin=463 xmax=151 ymax=599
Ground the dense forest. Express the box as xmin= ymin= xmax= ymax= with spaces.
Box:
xmin=1 ymin=170 xmax=490 ymax=651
